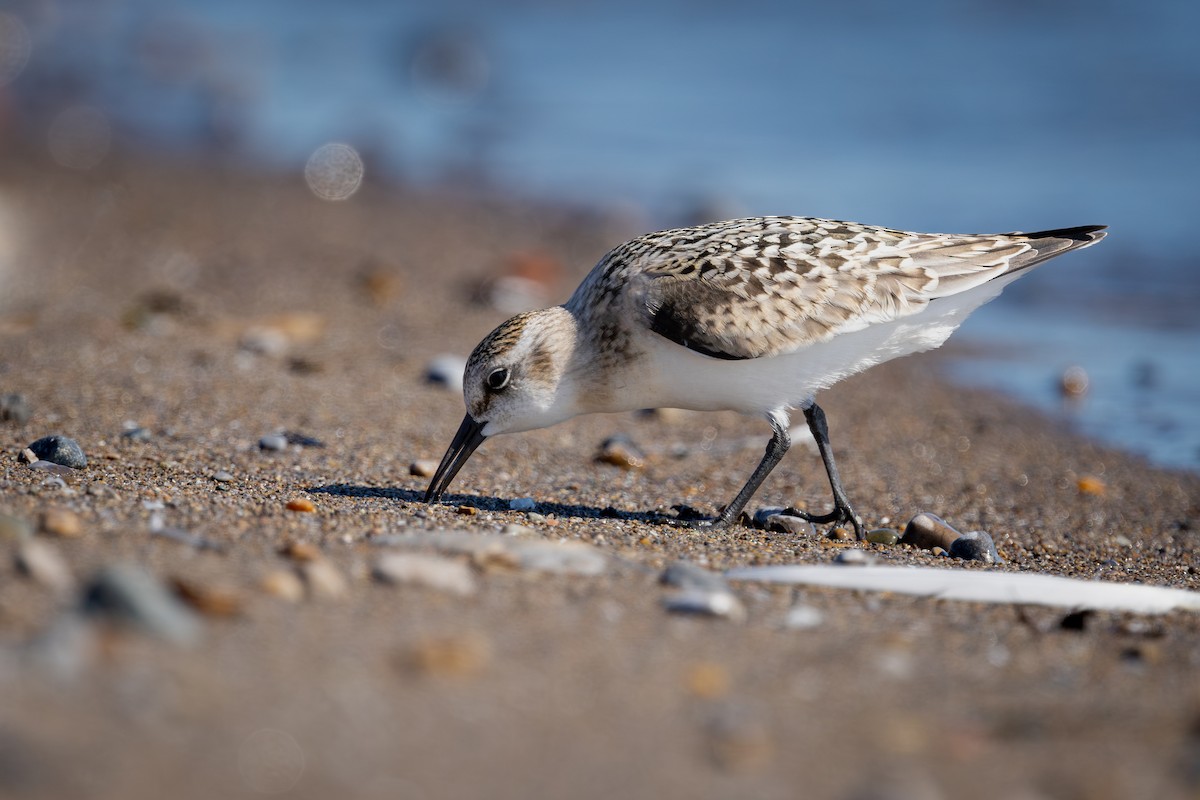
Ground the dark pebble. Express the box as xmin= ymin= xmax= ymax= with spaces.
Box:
xmin=283 ymin=431 xmax=325 ymax=447
xmin=866 ymin=528 xmax=900 ymax=546
xmin=121 ymin=425 xmax=152 ymax=441
xmin=26 ymin=436 xmax=87 ymax=469
xmin=765 ymin=514 xmax=815 ymax=536
xmin=948 ymin=530 xmax=1004 ymax=564
xmin=1 ymin=394 xmax=31 ymax=424
xmin=901 ymin=512 xmax=961 ymax=551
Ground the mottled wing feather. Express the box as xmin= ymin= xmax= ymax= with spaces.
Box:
xmin=569 ymin=217 xmax=1104 ymax=361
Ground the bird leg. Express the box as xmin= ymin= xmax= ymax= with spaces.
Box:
xmin=704 ymin=414 xmax=792 ymax=528
xmin=784 ymin=403 xmax=865 ymax=539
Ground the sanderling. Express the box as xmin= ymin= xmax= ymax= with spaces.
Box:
xmin=425 ymin=217 xmax=1106 ymax=538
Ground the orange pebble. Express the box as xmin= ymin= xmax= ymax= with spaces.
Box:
xmin=286 ymin=498 xmax=316 ymax=512
xmin=1077 ymin=476 xmax=1106 ymax=496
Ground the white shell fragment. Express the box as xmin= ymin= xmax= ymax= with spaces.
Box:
xmin=724 ymin=564 xmax=1200 ymax=615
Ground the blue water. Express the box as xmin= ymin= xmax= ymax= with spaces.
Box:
xmin=6 ymin=0 xmax=1199 ymax=469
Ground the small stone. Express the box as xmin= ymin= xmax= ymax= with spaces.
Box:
xmin=285 ymin=497 xmax=315 ymax=513
xmin=26 ymin=435 xmax=87 ymax=468
xmin=20 ymin=447 xmax=37 ymax=463
xmin=261 ymin=569 xmax=305 ymax=602
xmin=39 ymin=508 xmax=82 ymax=538
xmin=752 ymin=507 xmax=787 ymax=528
xmin=828 ymin=526 xmax=854 ymax=542
xmin=684 ymin=662 xmax=731 ymax=699
xmin=1077 ymin=475 xmax=1106 ymax=496
xmin=501 ymin=524 xmax=533 ymax=536
xmin=509 ymin=539 xmax=607 ymax=575
xmin=300 ymin=559 xmax=347 ymax=599
xmin=27 ymin=460 xmax=77 ymax=477
xmin=0 ymin=393 xmax=31 ymax=424
xmin=931 ymin=547 xmax=947 ymax=557
xmin=783 ymin=604 xmax=824 ymax=629
xmin=279 ymin=540 xmax=321 ymax=561
xmin=0 ymin=512 xmax=33 ymax=541
xmin=283 ymin=431 xmax=325 ymax=448
xmin=404 ymin=632 xmax=490 ymax=678
xmin=15 ymin=540 xmax=75 ymax=594
xmin=663 ymin=589 xmax=746 ymax=621
xmin=509 ymin=497 xmax=536 ymax=512
xmin=595 ymin=434 xmax=645 ymax=470
xmin=120 ymin=425 xmax=152 ymax=441
xmin=765 ymin=514 xmax=815 ymax=536
xmin=834 ymin=548 xmax=874 ymax=566
xmin=258 ymin=434 xmax=288 ymax=452
xmin=661 ymin=561 xmax=729 ymax=593
xmin=170 ymin=576 xmax=243 ymax=617
xmin=901 ymin=512 xmax=962 ymax=551
xmin=949 ymin=531 xmax=1004 ymax=564
xmin=866 ymin=528 xmax=900 ymax=546
xmin=424 ymin=354 xmax=467 ymax=392
xmin=409 ymin=460 xmax=438 ymax=478
xmin=212 ymin=470 xmax=235 ymax=482
xmin=81 ymin=564 xmax=202 ymax=645
xmin=372 ymin=553 xmax=476 ymax=596
xmin=457 ymin=505 xmax=478 ymax=516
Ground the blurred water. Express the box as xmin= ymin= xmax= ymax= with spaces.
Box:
xmin=3 ymin=0 xmax=1198 ymax=469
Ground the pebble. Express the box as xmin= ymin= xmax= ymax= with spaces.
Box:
xmin=120 ymin=425 xmax=152 ymax=441
xmin=170 ymin=577 xmax=243 ymax=617
xmin=424 ymin=354 xmax=467 ymax=392
xmin=684 ymin=662 xmax=731 ymax=699
xmin=0 ymin=393 xmax=31 ymax=424
xmin=280 ymin=540 xmax=321 ymax=561
xmin=39 ymin=508 xmax=82 ymax=538
xmin=663 ymin=588 xmax=746 ymax=621
xmin=509 ymin=497 xmax=536 ymax=512
xmin=1077 ymin=475 xmax=1107 ymax=496
xmin=372 ymin=553 xmax=477 ymax=595
xmin=300 ymin=559 xmax=347 ymax=599
xmin=1059 ymin=365 xmax=1089 ymax=398
xmin=834 ymin=548 xmax=875 ymax=566
xmin=409 ymin=460 xmax=438 ymax=478
xmin=404 ymin=632 xmax=490 ymax=678
xmin=949 ymin=531 xmax=1004 ymax=564
xmin=283 ymin=431 xmax=325 ymax=447
xmin=285 ymin=497 xmax=316 ymax=513
xmin=27 ymin=460 xmax=78 ymax=477
xmin=765 ymin=514 xmax=815 ymax=536
xmin=595 ymin=434 xmax=645 ymax=469
xmin=900 ymin=512 xmax=962 ymax=551
xmin=508 ymin=539 xmax=607 ymax=575
xmin=661 ymin=560 xmax=730 ymax=593
xmin=26 ymin=435 xmax=87 ymax=469
xmin=866 ymin=528 xmax=900 ymax=546
xmin=261 ymin=569 xmax=305 ymax=602
xmin=212 ymin=470 xmax=234 ymax=482
xmin=783 ymin=604 xmax=824 ymax=630
xmin=15 ymin=540 xmax=75 ymax=594
xmin=81 ymin=564 xmax=202 ymax=645
xmin=0 ymin=512 xmax=33 ymax=541
xmin=258 ymin=433 xmax=288 ymax=452
xmin=752 ymin=507 xmax=787 ymax=528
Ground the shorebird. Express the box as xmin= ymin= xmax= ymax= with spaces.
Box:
xmin=424 ymin=217 xmax=1106 ymax=538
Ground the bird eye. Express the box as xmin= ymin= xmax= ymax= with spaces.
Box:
xmin=486 ymin=367 xmax=510 ymax=391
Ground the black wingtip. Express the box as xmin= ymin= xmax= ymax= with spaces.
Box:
xmin=1023 ymin=224 xmax=1108 ymax=242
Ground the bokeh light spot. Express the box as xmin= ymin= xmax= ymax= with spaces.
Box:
xmin=47 ymin=106 xmax=112 ymax=170
xmin=238 ymin=728 xmax=305 ymax=794
xmin=304 ymin=143 xmax=364 ymax=201
xmin=0 ymin=13 xmax=31 ymax=87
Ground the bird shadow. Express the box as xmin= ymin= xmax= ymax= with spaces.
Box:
xmin=306 ymin=483 xmax=701 ymax=525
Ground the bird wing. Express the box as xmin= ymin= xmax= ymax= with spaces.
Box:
xmin=582 ymin=217 xmax=1103 ymax=360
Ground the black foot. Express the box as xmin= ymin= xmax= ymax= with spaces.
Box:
xmin=783 ymin=503 xmax=865 ymax=540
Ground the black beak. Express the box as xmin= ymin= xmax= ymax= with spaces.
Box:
xmin=424 ymin=414 xmax=487 ymax=503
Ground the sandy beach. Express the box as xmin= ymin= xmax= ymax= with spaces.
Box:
xmin=1 ymin=155 xmax=1198 ymax=799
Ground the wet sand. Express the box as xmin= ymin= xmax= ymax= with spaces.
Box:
xmin=1 ymin=156 xmax=1198 ymax=799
